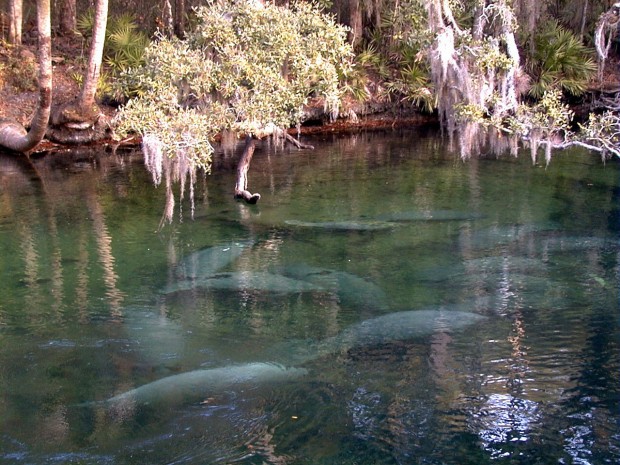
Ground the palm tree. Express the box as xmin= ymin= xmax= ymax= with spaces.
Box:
xmin=8 ymin=0 xmax=23 ymax=45
xmin=49 ymin=0 xmax=109 ymax=136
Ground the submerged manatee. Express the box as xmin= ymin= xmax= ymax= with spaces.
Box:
xmin=163 ymin=271 xmax=325 ymax=295
xmin=94 ymin=311 xmax=484 ymax=409
xmin=175 ymin=241 xmax=253 ymax=280
xmin=275 ymin=263 xmax=389 ymax=310
xmin=270 ymin=308 xmax=487 ymax=364
xmin=99 ymin=362 xmax=307 ymax=408
xmin=326 ymin=309 xmax=487 ymax=352
xmin=377 ymin=210 xmax=485 ymax=222
xmin=285 ymin=219 xmax=395 ymax=231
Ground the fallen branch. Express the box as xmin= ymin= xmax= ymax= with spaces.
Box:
xmin=234 ymin=135 xmax=261 ymax=204
xmin=277 ymin=129 xmax=315 ymax=149
xmin=233 ymin=129 xmax=314 ymax=204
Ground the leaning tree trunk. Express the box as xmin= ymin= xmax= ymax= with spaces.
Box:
xmin=79 ymin=0 xmax=108 ymax=109
xmin=0 ymin=0 xmax=52 ymax=153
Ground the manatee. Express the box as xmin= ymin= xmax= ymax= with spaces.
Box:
xmin=326 ymin=309 xmax=487 ymax=352
xmin=162 ymin=271 xmax=325 ymax=295
xmin=174 ymin=241 xmax=253 ymax=280
xmin=270 ymin=308 xmax=487 ymax=364
xmin=275 ymin=263 xmax=389 ymax=310
xmin=98 ymin=362 xmax=308 ymax=408
xmin=284 ymin=219 xmax=395 ymax=231
xmin=377 ymin=210 xmax=485 ymax=222
xmin=93 ymin=311 xmax=485 ymax=409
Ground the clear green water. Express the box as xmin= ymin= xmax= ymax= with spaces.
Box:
xmin=0 ymin=129 xmax=618 ymax=464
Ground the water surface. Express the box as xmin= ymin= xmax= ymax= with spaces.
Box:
xmin=0 ymin=129 xmax=618 ymax=464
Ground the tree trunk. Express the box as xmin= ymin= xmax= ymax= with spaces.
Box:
xmin=174 ymin=0 xmax=186 ymax=39
xmin=580 ymin=0 xmax=589 ymax=41
xmin=347 ymin=0 xmax=362 ymax=48
xmin=472 ymin=1 xmax=486 ymax=41
xmin=58 ymin=0 xmax=77 ymax=35
xmin=234 ymin=136 xmax=261 ymax=204
xmin=161 ymin=0 xmax=175 ymax=37
xmin=0 ymin=0 xmax=52 ymax=153
xmin=232 ymin=130 xmax=313 ymax=203
xmin=8 ymin=0 xmax=23 ymax=46
xmin=48 ymin=0 xmax=109 ymax=143
xmin=80 ymin=0 xmax=108 ymax=108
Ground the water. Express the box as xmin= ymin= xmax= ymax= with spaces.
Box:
xmin=0 ymin=129 xmax=618 ymax=464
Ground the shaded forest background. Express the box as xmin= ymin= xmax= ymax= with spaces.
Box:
xmin=2 ymin=0 xmax=618 ymax=112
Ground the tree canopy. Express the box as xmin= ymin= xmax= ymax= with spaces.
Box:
xmin=113 ymin=0 xmax=354 ymax=171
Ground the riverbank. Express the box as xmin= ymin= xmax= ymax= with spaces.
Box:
xmin=0 ymin=35 xmax=438 ymax=154
xmin=1 ymin=36 xmax=618 ymax=154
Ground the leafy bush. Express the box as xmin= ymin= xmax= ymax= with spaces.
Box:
xmin=354 ymin=0 xmax=436 ymax=111
xmin=113 ymin=0 xmax=353 ymax=169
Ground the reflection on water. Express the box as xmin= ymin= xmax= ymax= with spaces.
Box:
xmin=0 ymin=130 xmax=618 ymax=464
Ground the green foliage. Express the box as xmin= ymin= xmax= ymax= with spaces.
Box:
xmin=70 ymin=69 xmax=113 ymax=99
xmin=454 ymin=102 xmax=488 ymax=124
xmin=357 ymin=42 xmax=390 ymax=78
xmin=528 ymin=89 xmax=574 ymax=131
xmin=505 ymin=90 xmax=574 ymax=139
xmin=340 ymin=63 xmax=372 ymax=102
xmin=77 ymin=10 xmax=149 ymax=72
xmin=475 ymin=38 xmax=516 ymax=72
xmin=528 ymin=20 xmax=597 ymax=98
xmin=578 ymin=111 xmax=620 ymax=158
xmin=355 ymin=0 xmax=436 ymax=111
xmin=76 ymin=9 xmax=96 ymax=38
xmin=385 ymin=63 xmax=435 ymax=112
xmin=114 ymin=0 xmax=353 ymax=167
xmin=105 ymin=13 xmax=150 ymax=71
